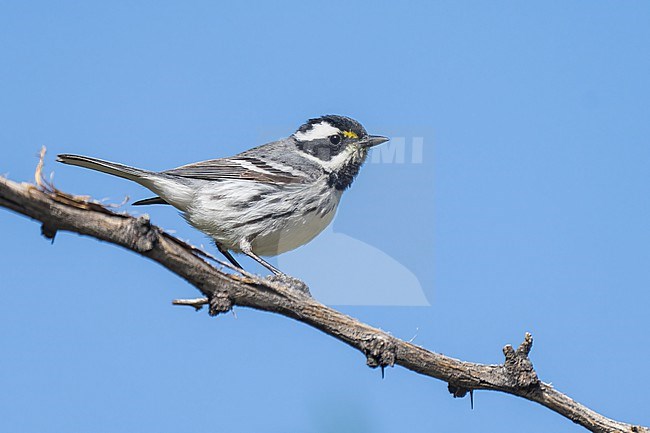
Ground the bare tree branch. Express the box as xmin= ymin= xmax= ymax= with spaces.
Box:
xmin=0 ymin=152 xmax=646 ymax=433
xmin=172 ymin=297 xmax=209 ymax=310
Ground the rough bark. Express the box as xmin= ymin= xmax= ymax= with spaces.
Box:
xmin=0 ymin=154 xmax=646 ymax=433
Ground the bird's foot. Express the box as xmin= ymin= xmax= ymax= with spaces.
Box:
xmin=266 ymin=274 xmax=311 ymax=296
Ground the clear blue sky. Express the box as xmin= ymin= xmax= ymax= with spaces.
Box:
xmin=2 ymin=1 xmax=649 ymax=432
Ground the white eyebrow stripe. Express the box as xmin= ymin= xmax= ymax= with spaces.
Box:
xmin=293 ymin=121 xmax=340 ymax=141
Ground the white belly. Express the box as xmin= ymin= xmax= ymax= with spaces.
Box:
xmin=250 ymin=204 xmax=337 ymax=255
xmin=185 ymin=179 xmax=341 ymax=256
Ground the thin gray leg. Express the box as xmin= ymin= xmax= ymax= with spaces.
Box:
xmin=216 ymin=243 xmax=244 ymax=270
xmin=240 ymin=240 xmax=282 ymax=275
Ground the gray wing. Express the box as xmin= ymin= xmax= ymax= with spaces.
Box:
xmin=162 ymin=156 xmax=308 ymax=184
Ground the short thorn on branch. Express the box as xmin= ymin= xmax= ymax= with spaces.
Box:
xmin=448 ymin=332 xmax=539 ymax=405
xmin=447 ymin=383 xmax=475 ymax=410
xmin=41 ymin=223 xmax=57 ymax=243
xmin=363 ymin=335 xmax=397 ymax=378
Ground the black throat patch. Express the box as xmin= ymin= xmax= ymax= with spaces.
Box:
xmin=327 ymin=153 xmax=367 ymax=191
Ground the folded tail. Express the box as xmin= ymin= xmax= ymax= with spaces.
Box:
xmin=57 ymin=154 xmax=151 ymax=182
xmin=57 ymin=153 xmax=193 ymax=210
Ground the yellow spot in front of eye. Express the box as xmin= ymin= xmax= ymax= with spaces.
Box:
xmin=343 ymin=130 xmax=358 ymax=139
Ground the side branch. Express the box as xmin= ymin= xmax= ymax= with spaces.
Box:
xmin=0 ymin=170 xmax=645 ymax=433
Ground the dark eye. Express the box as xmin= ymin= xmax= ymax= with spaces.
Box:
xmin=329 ymin=134 xmax=341 ymax=145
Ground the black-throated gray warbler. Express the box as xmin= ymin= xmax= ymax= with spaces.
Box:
xmin=58 ymin=115 xmax=388 ymax=275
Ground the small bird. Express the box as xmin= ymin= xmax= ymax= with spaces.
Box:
xmin=58 ymin=115 xmax=388 ymax=275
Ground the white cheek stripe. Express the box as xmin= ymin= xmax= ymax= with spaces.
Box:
xmin=293 ymin=121 xmax=340 ymax=141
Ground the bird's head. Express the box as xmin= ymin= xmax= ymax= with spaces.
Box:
xmin=292 ymin=115 xmax=389 ymax=190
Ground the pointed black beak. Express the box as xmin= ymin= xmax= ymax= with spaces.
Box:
xmin=363 ymin=135 xmax=390 ymax=148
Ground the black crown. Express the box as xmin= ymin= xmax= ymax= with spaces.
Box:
xmin=297 ymin=115 xmax=367 ymax=138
